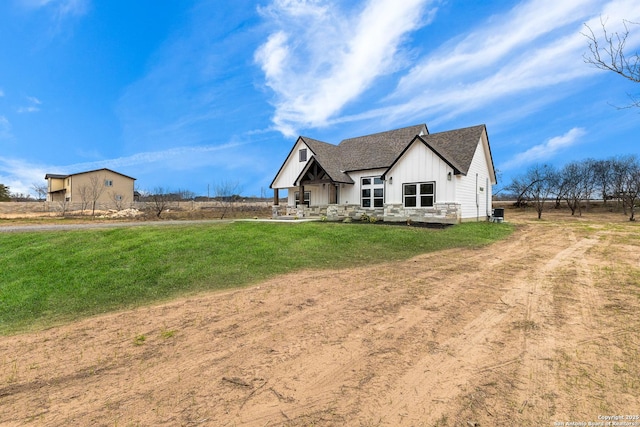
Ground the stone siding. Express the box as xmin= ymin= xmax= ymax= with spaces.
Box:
xmin=383 ymin=203 xmax=461 ymax=224
xmin=273 ymin=203 xmax=460 ymax=224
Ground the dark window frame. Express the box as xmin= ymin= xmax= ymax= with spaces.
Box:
xmin=403 ymin=181 xmax=435 ymax=208
xmin=361 ymin=176 xmax=384 ymax=208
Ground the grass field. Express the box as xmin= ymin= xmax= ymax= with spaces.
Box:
xmin=0 ymin=220 xmax=513 ymax=334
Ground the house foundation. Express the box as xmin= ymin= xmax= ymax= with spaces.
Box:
xmin=272 ymin=203 xmax=462 ymax=224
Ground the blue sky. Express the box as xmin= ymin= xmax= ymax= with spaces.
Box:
xmin=1 ymin=0 xmax=639 ymax=198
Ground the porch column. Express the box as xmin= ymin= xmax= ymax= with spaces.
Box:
xmin=273 ymin=188 xmax=279 ymax=206
xmin=298 ymin=184 xmax=305 ymax=206
xmin=329 ymin=184 xmax=337 ymax=204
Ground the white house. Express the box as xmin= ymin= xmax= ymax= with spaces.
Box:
xmin=270 ymin=123 xmax=497 ymax=224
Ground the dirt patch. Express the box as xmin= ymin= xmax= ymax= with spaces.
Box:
xmin=1 ymin=208 xmax=639 ymax=426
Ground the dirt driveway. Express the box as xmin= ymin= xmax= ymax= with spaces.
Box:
xmin=1 ymin=210 xmax=639 ymax=426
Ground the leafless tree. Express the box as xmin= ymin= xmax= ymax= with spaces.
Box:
xmin=31 ymin=182 xmax=48 ymax=201
xmin=109 ymin=191 xmax=127 ymax=211
xmin=214 ymin=180 xmax=242 ymax=219
xmin=504 ymin=175 xmax=531 ymax=208
xmin=58 ymin=198 xmax=69 ymax=216
xmin=591 ymin=158 xmax=614 ymax=204
xmin=558 ymin=162 xmax=587 ymax=216
xmin=610 ymin=155 xmax=640 ymax=220
xmin=525 ymin=164 xmax=558 ymax=219
xmin=87 ymin=175 xmax=107 ymax=216
xmin=583 ymin=18 xmax=640 ymax=108
xmin=77 ymin=185 xmax=91 ymax=214
xmin=147 ymin=187 xmax=172 ymax=218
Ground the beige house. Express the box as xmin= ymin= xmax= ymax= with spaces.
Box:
xmin=45 ymin=168 xmax=136 ymax=210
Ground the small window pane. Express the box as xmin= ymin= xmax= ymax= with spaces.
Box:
xmin=405 ymin=196 xmax=416 ymax=207
xmin=362 ymin=199 xmax=371 ymax=207
xmin=373 ymin=177 xmax=383 ymax=185
xmin=362 ymin=178 xmax=371 ymax=185
xmin=404 ymin=184 xmax=416 ymax=196
xmin=421 ymin=183 xmax=433 ymax=194
xmin=374 ymin=198 xmax=384 ymax=208
xmin=421 ymin=195 xmax=434 ymax=207
xmin=374 ymin=188 xmax=383 ymax=197
xmin=362 ymin=189 xmax=371 ymax=198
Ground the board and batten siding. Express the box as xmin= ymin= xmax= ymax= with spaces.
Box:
xmin=456 ymin=136 xmax=494 ymax=220
xmin=271 ymin=140 xmax=310 ymax=191
xmin=284 ymin=183 xmax=331 ymax=207
xmin=338 ymin=168 xmax=387 ymax=206
xmin=384 ymin=141 xmax=456 ymax=205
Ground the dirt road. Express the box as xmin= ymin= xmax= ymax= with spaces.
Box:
xmin=1 ymin=211 xmax=639 ymax=426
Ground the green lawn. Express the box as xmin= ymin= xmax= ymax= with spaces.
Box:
xmin=0 ymin=221 xmax=513 ymax=334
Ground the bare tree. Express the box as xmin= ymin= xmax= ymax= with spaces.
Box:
xmin=622 ymin=164 xmax=640 ymax=221
xmin=87 ymin=175 xmax=107 ymax=216
xmin=583 ymin=18 xmax=640 ymax=108
xmin=525 ymin=164 xmax=558 ymax=219
xmin=558 ymin=162 xmax=586 ymax=216
xmin=58 ymin=198 xmax=69 ymax=216
xmin=591 ymin=158 xmax=614 ymax=204
xmin=109 ymin=191 xmax=127 ymax=211
xmin=31 ymin=182 xmax=48 ymax=201
xmin=214 ymin=180 xmax=242 ymax=219
xmin=147 ymin=187 xmax=172 ymax=218
xmin=504 ymin=175 xmax=531 ymax=208
xmin=77 ymin=185 xmax=91 ymax=214
xmin=610 ymin=155 xmax=640 ymax=220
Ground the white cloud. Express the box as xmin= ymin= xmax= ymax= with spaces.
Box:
xmin=0 ymin=157 xmax=48 ymax=195
xmin=264 ymin=0 xmax=640 ymax=132
xmin=500 ymin=127 xmax=587 ymax=170
xmin=19 ymin=0 xmax=88 ymax=17
xmin=17 ymin=96 xmax=42 ymax=113
xmin=0 ymin=116 xmax=12 ymax=139
xmin=68 ymin=142 xmax=246 ymax=172
xmin=255 ymin=0 xmax=435 ymax=136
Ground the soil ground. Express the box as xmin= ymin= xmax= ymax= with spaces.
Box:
xmin=1 ymin=206 xmax=639 ymax=426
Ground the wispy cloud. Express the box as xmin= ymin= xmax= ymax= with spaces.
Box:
xmin=68 ymin=142 xmax=247 ymax=172
xmin=255 ymin=0 xmax=640 ymax=134
xmin=17 ymin=96 xmax=42 ymax=113
xmin=255 ymin=0 xmax=436 ymax=136
xmin=0 ymin=157 xmax=48 ymax=195
xmin=500 ymin=127 xmax=587 ymax=170
xmin=19 ymin=0 xmax=88 ymax=17
xmin=0 ymin=116 xmax=12 ymax=140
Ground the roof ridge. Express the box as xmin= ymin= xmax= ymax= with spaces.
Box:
xmin=339 ymin=123 xmax=426 ymax=144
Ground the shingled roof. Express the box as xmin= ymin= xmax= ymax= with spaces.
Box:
xmin=422 ymin=124 xmax=487 ymax=175
xmin=338 ymin=124 xmax=428 ymax=171
xmin=300 ymin=137 xmax=353 ymax=184
xmin=272 ymin=123 xmax=490 ymax=188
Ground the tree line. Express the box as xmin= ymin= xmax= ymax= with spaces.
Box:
xmin=504 ymin=155 xmax=640 ymax=221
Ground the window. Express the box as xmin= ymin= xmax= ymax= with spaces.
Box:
xmin=115 ymin=195 xmax=123 ymax=201
xmin=404 ymin=182 xmax=435 ymax=207
xmin=104 ymin=179 xmax=113 ymax=187
xmin=361 ymin=177 xmax=384 ymax=208
xmin=299 ymin=148 xmax=307 ymax=162
xmin=294 ymin=191 xmax=310 ymax=206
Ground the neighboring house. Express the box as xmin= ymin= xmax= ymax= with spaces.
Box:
xmin=270 ymin=123 xmax=496 ymax=224
xmin=44 ymin=168 xmax=136 ymax=210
